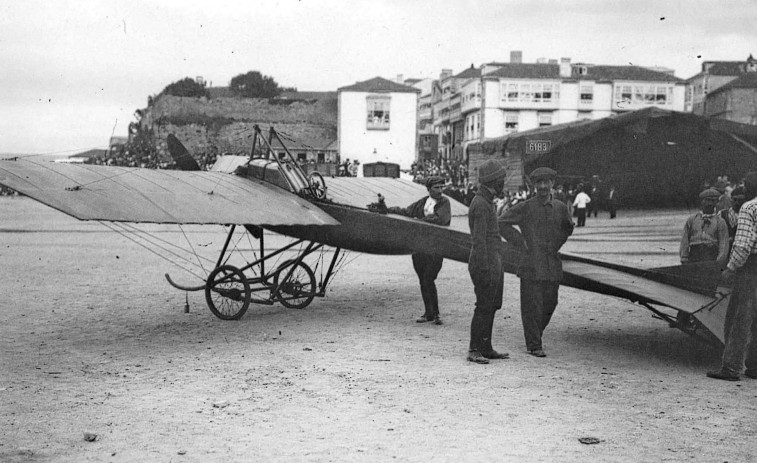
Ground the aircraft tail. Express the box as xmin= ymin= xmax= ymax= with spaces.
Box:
xmin=166 ymin=134 xmax=201 ymax=171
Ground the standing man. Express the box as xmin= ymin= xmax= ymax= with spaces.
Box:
xmin=707 ymin=172 xmax=757 ymax=381
xmin=572 ymin=186 xmax=591 ymax=227
xmin=499 ymin=167 xmax=574 ymax=357
xmin=466 ymin=159 xmax=510 ymax=364
xmin=679 ymin=188 xmax=729 ymax=267
xmin=607 ymin=185 xmax=619 ymax=219
xmin=385 ymin=176 xmax=451 ymax=325
xmin=720 ymin=186 xmax=747 ymax=255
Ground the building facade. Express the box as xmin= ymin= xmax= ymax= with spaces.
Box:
xmin=704 ymin=73 xmax=757 ymax=125
xmin=685 ymin=54 xmax=757 ymax=115
xmin=337 ymin=77 xmax=420 ymax=173
xmin=430 ymin=52 xmax=685 ymax=164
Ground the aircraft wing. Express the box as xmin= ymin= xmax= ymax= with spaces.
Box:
xmin=0 ymin=159 xmax=338 ymax=226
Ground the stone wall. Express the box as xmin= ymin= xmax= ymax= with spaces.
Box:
xmin=141 ymin=95 xmax=338 ymax=159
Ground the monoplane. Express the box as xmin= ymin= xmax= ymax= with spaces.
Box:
xmin=0 ymin=126 xmax=730 ymax=345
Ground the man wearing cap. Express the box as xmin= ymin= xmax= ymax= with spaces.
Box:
xmin=386 ymin=176 xmax=451 ymax=325
xmin=466 ymin=159 xmax=510 ymax=364
xmin=679 ymin=188 xmax=729 ymax=266
xmin=498 ymin=167 xmax=574 ymax=358
xmin=707 ymin=172 xmax=757 ymax=381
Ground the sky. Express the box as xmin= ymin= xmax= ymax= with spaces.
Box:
xmin=1 ymin=0 xmax=755 ymax=155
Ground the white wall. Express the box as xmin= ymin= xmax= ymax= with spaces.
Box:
xmin=338 ymin=91 xmax=418 ymax=171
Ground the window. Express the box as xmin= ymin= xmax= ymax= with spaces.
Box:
xmin=538 ymin=113 xmax=552 ymax=127
xmin=366 ymin=95 xmax=390 ymax=130
xmin=502 ymin=82 xmax=559 ymax=103
xmin=615 ymin=84 xmax=673 ymax=108
xmin=297 ymin=152 xmax=306 ymax=162
xmin=580 ymin=85 xmax=593 ymax=104
xmin=504 ymin=112 xmax=519 ymax=133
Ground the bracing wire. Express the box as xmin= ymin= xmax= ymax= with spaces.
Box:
xmin=178 ymin=224 xmax=208 ymax=277
xmin=99 ymin=221 xmax=207 ymax=281
xmin=115 ymin=222 xmax=215 ymax=266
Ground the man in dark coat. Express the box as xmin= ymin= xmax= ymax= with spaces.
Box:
xmin=387 ymin=176 xmax=451 ymax=325
xmin=499 ymin=167 xmax=574 ymax=357
xmin=466 ymin=160 xmax=510 ymax=364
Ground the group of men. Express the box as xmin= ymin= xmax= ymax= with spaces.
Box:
xmin=387 ymin=163 xmax=757 ymax=378
xmin=386 ymin=160 xmax=573 ymax=363
xmin=679 ymin=175 xmax=757 ymax=381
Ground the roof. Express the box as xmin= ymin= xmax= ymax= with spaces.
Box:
xmin=338 ymin=77 xmax=420 ymax=93
xmin=483 ymin=63 xmax=682 ymax=82
xmin=454 ymin=66 xmax=481 ymax=79
xmin=708 ymin=72 xmax=757 ymax=96
xmin=477 ymin=107 xmax=757 ymax=154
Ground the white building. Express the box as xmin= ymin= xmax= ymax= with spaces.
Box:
xmin=337 ymin=77 xmax=420 ymax=173
xmin=432 ymin=53 xmax=686 ymax=162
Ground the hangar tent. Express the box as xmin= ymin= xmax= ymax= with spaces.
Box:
xmin=468 ymin=108 xmax=757 ymax=207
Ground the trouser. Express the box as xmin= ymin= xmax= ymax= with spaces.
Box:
xmin=412 ymin=253 xmax=444 ymax=319
xmin=520 ymin=278 xmax=560 ymax=351
xmin=468 ymin=270 xmax=504 ymax=352
xmin=688 ymin=244 xmax=718 ymax=263
xmin=609 ymin=203 xmax=617 ymax=219
xmin=576 ymin=208 xmax=586 ymax=227
xmin=720 ymin=270 xmax=757 ymax=375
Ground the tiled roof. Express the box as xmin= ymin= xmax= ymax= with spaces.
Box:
xmin=705 ymin=61 xmax=750 ymax=75
xmin=338 ymin=77 xmax=420 ymax=93
xmin=454 ymin=66 xmax=481 ymax=79
xmin=585 ymin=65 xmax=682 ymax=82
xmin=483 ymin=63 xmax=682 ymax=82
xmin=708 ymin=72 xmax=757 ymax=96
xmin=485 ymin=63 xmax=560 ymax=79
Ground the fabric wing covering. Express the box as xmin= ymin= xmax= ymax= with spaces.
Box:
xmin=0 ymin=159 xmax=339 ymax=226
xmin=325 ymin=177 xmax=469 ymax=217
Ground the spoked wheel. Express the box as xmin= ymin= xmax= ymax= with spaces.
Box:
xmin=308 ymin=172 xmax=327 ymax=200
xmin=272 ymin=259 xmax=316 ymax=309
xmin=205 ymin=265 xmax=251 ymax=320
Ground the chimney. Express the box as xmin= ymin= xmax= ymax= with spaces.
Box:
xmin=536 ymin=57 xmax=547 ymax=64
xmin=548 ymin=59 xmax=558 ymax=65
xmin=559 ymin=57 xmax=572 ymax=78
xmin=440 ymin=69 xmax=453 ymax=80
xmin=396 ymin=74 xmax=404 ymax=84
xmin=510 ymin=50 xmax=522 ymax=64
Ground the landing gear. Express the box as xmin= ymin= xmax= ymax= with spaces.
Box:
xmin=205 ymin=265 xmax=251 ymax=320
xmin=273 ymin=260 xmax=316 ymax=309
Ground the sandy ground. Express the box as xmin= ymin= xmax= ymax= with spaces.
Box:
xmin=1 ymin=197 xmax=756 ymax=463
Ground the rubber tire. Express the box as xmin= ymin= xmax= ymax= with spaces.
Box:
xmin=205 ymin=265 xmax=251 ymax=320
xmin=273 ymin=260 xmax=316 ymax=309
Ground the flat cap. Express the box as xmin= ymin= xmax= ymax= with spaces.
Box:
xmin=699 ymin=188 xmax=721 ymax=199
xmin=425 ymin=176 xmax=445 ymax=188
xmin=478 ymin=159 xmax=506 ymax=184
xmin=530 ymin=167 xmax=557 ymax=182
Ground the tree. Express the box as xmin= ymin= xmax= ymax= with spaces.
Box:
xmin=160 ymin=77 xmax=208 ymax=98
xmin=229 ymin=71 xmax=282 ymax=98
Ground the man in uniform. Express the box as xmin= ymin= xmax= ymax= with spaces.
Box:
xmin=386 ymin=176 xmax=451 ymax=325
xmin=707 ymin=172 xmax=757 ymax=381
xmin=498 ymin=167 xmax=574 ymax=357
xmin=466 ymin=160 xmax=510 ymax=364
xmin=679 ymin=188 xmax=729 ymax=267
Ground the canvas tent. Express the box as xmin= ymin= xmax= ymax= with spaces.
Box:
xmin=467 ymin=108 xmax=757 ymax=207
